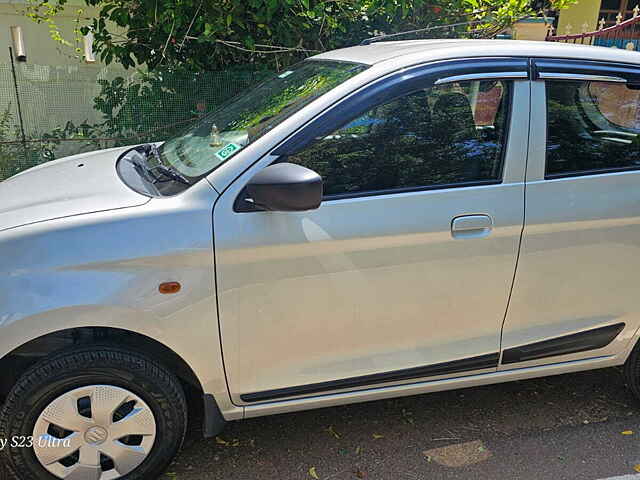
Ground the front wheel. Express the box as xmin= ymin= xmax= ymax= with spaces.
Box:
xmin=0 ymin=346 xmax=187 ymax=479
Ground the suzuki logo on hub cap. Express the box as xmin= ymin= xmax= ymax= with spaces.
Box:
xmin=84 ymin=426 xmax=108 ymax=445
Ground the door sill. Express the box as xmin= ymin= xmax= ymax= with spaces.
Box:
xmin=242 ymin=354 xmax=619 ymax=419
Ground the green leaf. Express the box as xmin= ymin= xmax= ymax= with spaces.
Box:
xmin=243 ymin=36 xmax=255 ymax=50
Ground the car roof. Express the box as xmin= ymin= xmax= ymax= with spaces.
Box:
xmin=311 ymin=39 xmax=640 ymax=68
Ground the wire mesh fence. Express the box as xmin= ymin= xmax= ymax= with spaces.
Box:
xmin=0 ymin=61 xmax=269 ymax=181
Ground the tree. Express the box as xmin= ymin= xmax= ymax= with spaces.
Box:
xmin=23 ymin=0 xmax=576 ymax=71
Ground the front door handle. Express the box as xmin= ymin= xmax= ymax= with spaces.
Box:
xmin=451 ymin=214 xmax=493 ymax=239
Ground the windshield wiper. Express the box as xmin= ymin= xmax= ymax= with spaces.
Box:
xmin=140 ymin=144 xmax=190 ymax=185
xmin=149 ymin=163 xmax=190 ymax=185
xmin=122 ymin=150 xmax=156 ymax=184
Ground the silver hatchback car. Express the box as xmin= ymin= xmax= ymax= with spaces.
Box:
xmin=2 ymin=39 xmax=640 ymax=479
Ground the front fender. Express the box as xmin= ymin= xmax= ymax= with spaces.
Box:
xmin=0 ymin=188 xmax=241 ymax=419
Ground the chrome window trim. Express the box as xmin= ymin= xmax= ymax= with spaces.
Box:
xmin=434 ymin=71 xmax=528 ymax=85
xmin=538 ymin=72 xmax=627 ymax=83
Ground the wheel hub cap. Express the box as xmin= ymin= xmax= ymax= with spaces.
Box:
xmin=32 ymin=385 xmax=157 ymax=480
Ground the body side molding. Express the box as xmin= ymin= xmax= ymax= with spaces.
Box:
xmin=501 ymin=323 xmax=625 ymax=365
xmin=240 ymin=352 xmax=499 ymax=403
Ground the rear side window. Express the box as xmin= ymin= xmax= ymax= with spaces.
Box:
xmin=286 ymin=80 xmax=511 ymax=197
xmin=545 ymin=80 xmax=640 ymax=177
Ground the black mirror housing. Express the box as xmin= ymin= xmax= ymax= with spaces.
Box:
xmin=245 ymin=163 xmax=323 ymax=212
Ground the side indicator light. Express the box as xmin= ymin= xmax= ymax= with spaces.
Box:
xmin=159 ymin=282 xmax=181 ymax=294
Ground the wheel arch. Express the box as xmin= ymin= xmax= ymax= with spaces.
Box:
xmin=0 ymin=326 xmax=203 ymax=397
xmin=0 ymin=326 xmax=228 ymax=437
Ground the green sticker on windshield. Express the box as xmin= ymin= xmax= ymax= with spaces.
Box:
xmin=214 ymin=142 xmax=241 ymax=161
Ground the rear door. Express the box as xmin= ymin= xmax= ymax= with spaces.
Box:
xmin=501 ymin=59 xmax=640 ymax=368
xmin=213 ymin=59 xmax=530 ymax=405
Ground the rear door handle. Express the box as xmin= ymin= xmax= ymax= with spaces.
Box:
xmin=451 ymin=214 xmax=493 ymax=239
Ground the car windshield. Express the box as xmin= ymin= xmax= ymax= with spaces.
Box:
xmin=157 ymin=60 xmax=368 ymax=182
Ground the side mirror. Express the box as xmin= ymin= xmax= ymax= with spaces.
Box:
xmin=245 ymin=163 xmax=323 ymax=212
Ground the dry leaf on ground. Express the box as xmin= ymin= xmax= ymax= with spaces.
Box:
xmin=325 ymin=425 xmax=341 ymax=439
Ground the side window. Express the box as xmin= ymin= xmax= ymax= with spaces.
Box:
xmin=546 ymin=80 xmax=640 ymax=177
xmin=285 ymin=80 xmax=511 ymax=197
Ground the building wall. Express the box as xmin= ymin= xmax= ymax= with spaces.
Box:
xmin=557 ymin=0 xmax=601 ymax=35
xmin=512 ymin=18 xmax=553 ymax=41
xmin=0 ymin=0 xmax=116 ymax=66
xmin=0 ymin=0 xmax=130 ymax=132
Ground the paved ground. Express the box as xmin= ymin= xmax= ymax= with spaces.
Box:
xmin=164 ymin=367 xmax=640 ymax=480
xmin=3 ymin=367 xmax=640 ymax=479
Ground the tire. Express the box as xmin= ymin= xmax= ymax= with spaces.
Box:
xmin=625 ymin=342 xmax=640 ymax=401
xmin=0 ymin=346 xmax=187 ymax=480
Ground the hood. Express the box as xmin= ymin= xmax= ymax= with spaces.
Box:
xmin=0 ymin=146 xmax=150 ymax=232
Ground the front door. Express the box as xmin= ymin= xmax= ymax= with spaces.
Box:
xmin=214 ymin=65 xmax=529 ymax=405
